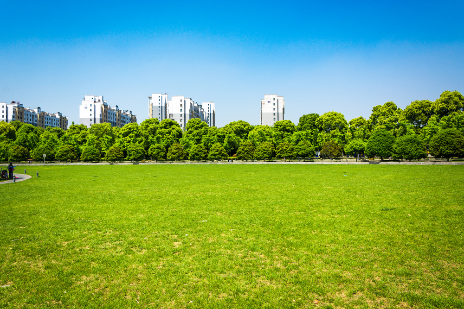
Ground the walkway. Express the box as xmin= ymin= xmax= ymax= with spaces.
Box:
xmin=0 ymin=174 xmax=32 ymax=185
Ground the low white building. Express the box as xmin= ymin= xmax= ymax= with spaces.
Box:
xmin=261 ymin=94 xmax=285 ymax=126
xmin=79 ymin=95 xmax=136 ymax=128
xmin=148 ymin=93 xmax=215 ymax=129
xmin=0 ymin=101 xmax=68 ymax=130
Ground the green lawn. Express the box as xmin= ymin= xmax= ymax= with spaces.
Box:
xmin=1 ymin=165 xmax=463 ymax=308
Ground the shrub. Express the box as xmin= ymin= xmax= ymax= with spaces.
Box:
xmin=429 ymin=128 xmax=464 ymax=161
xmin=365 ymin=129 xmax=395 ymax=159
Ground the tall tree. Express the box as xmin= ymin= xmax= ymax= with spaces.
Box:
xmin=403 ymin=100 xmax=433 ymax=129
xmin=432 ymin=90 xmax=464 ymax=119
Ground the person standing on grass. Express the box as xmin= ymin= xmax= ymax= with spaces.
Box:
xmin=8 ymin=162 xmax=14 ymax=180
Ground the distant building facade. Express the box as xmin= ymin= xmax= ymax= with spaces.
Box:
xmin=261 ymin=94 xmax=284 ymax=126
xmin=79 ymin=95 xmax=136 ymax=128
xmin=148 ymin=93 xmax=215 ymax=129
xmin=0 ymin=101 xmax=68 ymax=130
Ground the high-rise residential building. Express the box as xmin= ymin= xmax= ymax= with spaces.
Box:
xmin=261 ymin=94 xmax=284 ymax=126
xmin=0 ymin=101 xmax=68 ymax=130
xmin=202 ymin=102 xmax=215 ymax=127
xmin=148 ymin=93 xmax=168 ymax=120
xmin=148 ymin=93 xmax=215 ymax=129
xmin=79 ymin=95 xmax=136 ymax=128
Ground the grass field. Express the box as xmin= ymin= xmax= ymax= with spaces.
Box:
xmin=0 ymin=164 xmax=463 ymax=308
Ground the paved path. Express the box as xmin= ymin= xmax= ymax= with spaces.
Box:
xmin=0 ymin=174 xmax=32 ymax=185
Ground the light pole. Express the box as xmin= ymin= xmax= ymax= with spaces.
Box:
xmin=43 ymin=153 xmax=46 ymax=164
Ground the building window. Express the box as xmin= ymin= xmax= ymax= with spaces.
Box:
xmin=273 ymin=98 xmax=275 ymax=100
xmin=273 ymin=103 xmax=275 ymax=106
xmin=180 ymin=109 xmax=182 ymax=112
xmin=273 ymin=108 xmax=275 ymax=111
xmin=273 ymin=113 xmax=275 ymax=116
xmin=273 ymin=118 xmax=276 ymax=121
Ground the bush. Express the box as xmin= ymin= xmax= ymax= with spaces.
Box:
xmin=9 ymin=145 xmax=29 ymax=162
xmin=320 ymin=141 xmax=342 ymax=159
xmin=429 ymin=128 xmax=464 ymax=161
xmin=254 ymin=142 xmax=274 ymax=161
xmin=105 ymin=145 xmax=125 ymax=162
xmin=167 ymin=143 xmax=186 ymax=161
xmin=365 ymin=129 xmax=395 ymax=159
xmin=189 ymin=144 xmax=208 ymax=161
xmin=276 ymin=142 xmax=294 ymax=160
xmin=55 ymin=145 xmax=78 ymax=162
xmin=294 ymin=140 xmax=315 ymax=159
xmin=236 ymin=141 xmax=255 ymax=161
xmin=394 ymin=134 xmax=427 ymax=161
xmin=208 ymin=143 xmax=228 ymax=161
xmin=148 ymin=144 xmax=166 ymax=161
xmin=126 ymin=144 xmax=146 ymax=161
xmin=81 ymin=145 xmax=101 ymax=162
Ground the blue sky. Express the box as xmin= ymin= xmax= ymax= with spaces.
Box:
xmin=1 ymin=0 xmax=463 ymax=127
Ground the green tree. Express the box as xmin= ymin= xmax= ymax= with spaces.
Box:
xmin=276 ymin=141 xmax=294 ymax=160
xmin=156 ymin=119 xmax=183 ymax=150
xmin=9 ymin=145 xmax=29 ymax=162
xmin=254 ymin=141 xmax=274 ymax=161
xmin=31 ymin=144 xmax=56 ymax=161
xmin=0 ymin=140 xmax=10 ymax=161
xmin=208 ymin=143 xmax=228 ymax=161
xmin=189 ymin=144 xmax=208 ymax=161
xmin=236 ymin=141 xmax=255 ymax=161
xmin=55 ymin=145 xmax=78 ymax=162
xmin=0 ymin=121 xmax=16 ymax=141
xmin=294 ymin=141 xmax=315 ymax=159
xmin=148 ymin=144 xmax=166 ymax=161
xmin=403 ymin=100 xmax=433 ymax=129
xmin=201 ymin=127 xmax=219 ymax=151
xmin=14 ymin=124 xmax=40 ymax=151
xmin=80 ymin=145 xmax=101 ymax=162
xmin=296 ymin=113 xmax=319 ymax=132
xmin=221 ymin=120 xmax=253 ymax=140
xmin=185 ymin=118 xmax=209 ymax=145
xmin=104 ymin=145 xmax=125 ymax=162
xmin=126 ymin=143 xmax=146 ymax=161
xmin=365 ymin=129 xmax=395 ymax=159
xmin=429 ymin=128 xmax=464 ymax=161
xmin=320 ymin=141 xmax=342 ymax=159
xmin=369 ymin=101 xmax=402 ymax=132
xmin=273 ymin=120 xmax=296 ymax=145
xmin=394 ymin=134 xmax=427 ymax=161
xmin=344 ymin=139 xmax=366 ymax=157
xmin=167 ymin=143 xmax=186 ymax=161
xmin=348 ymin=116 xmax=370 ymax=142
xmin=247 ymin=125 xmax=273 ymax=147
xmin=316 ymin=112 xmax=348 ymax=147
xmin=223 ymin=134 xmax=241 ymax=156
xmin=432 ymin=90 xmax=464 ymax=119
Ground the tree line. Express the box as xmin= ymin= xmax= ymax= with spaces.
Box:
xmin=1 ymin=90 xmax=463 ymax=162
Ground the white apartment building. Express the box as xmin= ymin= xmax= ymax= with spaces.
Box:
xmin=148 ymin=93 xmax=215 ymax=129
xmin=0 ymin=101 xmax=68 ymax=130
xmin=202 ymin=102 xmax=215 ymax=127
xmin=79 ymin=95 xmax=136 ymax=128
xmin=148 ymin=93 xmax=168 ymax=121
xmin=261 ymin=94 xmax=285 ymax=126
